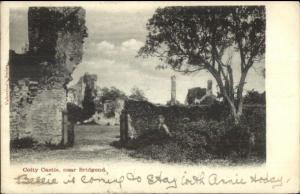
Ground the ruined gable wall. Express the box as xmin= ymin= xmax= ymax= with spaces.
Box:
xmin=10 ymin=7 xmax=87 ymax=145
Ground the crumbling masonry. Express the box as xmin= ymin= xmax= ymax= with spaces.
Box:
xmin=9 ymin=7 xmax=87 ymax=145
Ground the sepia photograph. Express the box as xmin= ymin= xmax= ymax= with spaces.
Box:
xmin=9 ymin=5 xmax=266 ymax=165
xmin=1 ymin=1 xmax=299 ymax=193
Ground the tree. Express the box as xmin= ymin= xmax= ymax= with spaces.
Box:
xmin=81 ymin=72 xmax=97 ymax=120
xmin=244 ymin=90 xmax=265 ymax=105
xmin=82 ymin=86 xmax=95 ymax=120
xmin=100 ymin=87 xmax=127 ymax=103
xmin=129 ymin=87 xmax=148 ymax=101
xmin=138 ymin=6 xmax=265 ymax=124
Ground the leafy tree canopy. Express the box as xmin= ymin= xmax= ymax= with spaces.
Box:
xmin=139 ymin=6 xmax=265 ymax=73
xmin=129 ymin=87 xmax=148 ymax=101
xmin=139 ymin=6 xmax=265 ymax=124
xmin=99 ymin=87 xmax=127 ymax=103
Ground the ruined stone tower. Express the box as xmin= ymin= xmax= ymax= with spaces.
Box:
xmin=170 ymin=75 xmax=176 ymax=105
xmin=10 ymin=7 xmax=87 ymax=145
xmin=206 ymin=80 xmax=213 ymax=95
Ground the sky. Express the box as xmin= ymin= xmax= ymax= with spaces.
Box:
xmin=9 ymin=5 xmax=265 ymax=104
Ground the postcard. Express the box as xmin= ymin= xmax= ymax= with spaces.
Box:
xmin=1 ymin=1 xmax=299 ymax=193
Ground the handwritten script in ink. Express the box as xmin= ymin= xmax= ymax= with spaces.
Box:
xmin=14 ymin=168 xmax=291 ymax=190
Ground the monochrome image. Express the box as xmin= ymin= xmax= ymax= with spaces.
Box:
xmin=8 ymin=5 xmax=266 ymax=166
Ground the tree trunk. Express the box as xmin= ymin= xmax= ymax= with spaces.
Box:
xmin=207 ymin=65 xmax=245 ymax=125
xmin=235 ymin=69 xmax=249 ymax=124
xmin=225 ymin=94 xmax=241 ymax=125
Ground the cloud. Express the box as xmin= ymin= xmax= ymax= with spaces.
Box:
xmin=97 ymin=41 xmax=115 ymax=51
xmin=10 ymin=8 xmax=264 ymax=104
xmin=77 ymin=38 xmax=205 ymax=89
xmin=72 ymin=40 xmax=265 ymax=104
xmin=85 ymin=41 xmax=117 ymax=57
xmin=121 ymin=39 xmax=144 ymax=52
xmin=84 ymin=39 xmax=144 ymax=60
xmin=84 ymin=59 xmax=116 ymax=70
xmin=85 ymin=10 xmax=152 ymax=45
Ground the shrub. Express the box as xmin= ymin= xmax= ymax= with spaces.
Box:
xmin=10 ymin=137 xmax=37 ymax=149
xmin=241 ymin=107 xmax=266 ymax=158
xmin=116 ymin=101 xmax=266 ymax=164
xmin=123 ymin=114 xmax=265 ymax=164
xmin=244 ymin=90 xmax=266 ymax=104
xmin=67 ymin=102 xmax=84 ymax=123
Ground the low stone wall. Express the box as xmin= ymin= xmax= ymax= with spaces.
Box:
xmin=120 ymin=100 xmax=225 ymax=141
xmin=120 ymin=100 xmax=266 ymax=143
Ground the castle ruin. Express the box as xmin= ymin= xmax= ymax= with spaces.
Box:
xmin=9 ymin=7 xmax=88 ymax=145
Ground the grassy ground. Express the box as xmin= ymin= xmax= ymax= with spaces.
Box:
xmin=11 ymin=122 xmax=265 ymax=166
xmin=10 ymin=124 xmax=137 ymax=164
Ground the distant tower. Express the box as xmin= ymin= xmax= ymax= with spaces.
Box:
xmin=171 ymin=75 xmax=176 ymax=105
xmin=206 ymin=80 xmax=213 ymax=95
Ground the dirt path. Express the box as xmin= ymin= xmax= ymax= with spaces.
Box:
xmin=11 ymin=124 xmax=137 ymax=163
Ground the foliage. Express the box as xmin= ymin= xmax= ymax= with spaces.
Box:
xmin=243 ymin=90 xmax=265 ymax=104
xmin=82 ymin=86 xmax=96 ymax=120
xmin=26 ymin=7 xmax=88 ymax=76
xmin=242 ymin=106 xmax=266 ymax=157
xmin=186 ymin=87 xmax=206 ymax=105
xmin=138 ymin=6 xmax=266 ymax=123
xmin=67 ymin=102 xmax=84 ymax=123
xmin=129 ymin=87 xmax=148 ymax=101
xmin=10 ymin=137 xmax=37 ymax=149
xmin=125 ymin=109 xmax=265 ymax=164
xmin=99 ymin=87 xmax=127 ymax=103
xmin=166 ymin=99 xmax=181 ymax=106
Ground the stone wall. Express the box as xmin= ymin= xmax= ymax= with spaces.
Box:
xmin=120 ymin=100 xmax=266 ymax=143
xmin=185 ymin=80 xmax=216 ymax=105
xmin=68 ymin=73 xmax=97 ymax=107
xmin=67 ymin=77 xmax=85 ymax=106
xmin=24 ymin=88 xmax=66 ymax=144
xmin=10 ymin=80 xmax=32 ymax=140
xmin=10 ymin=78 xmax=69 ymax=145
xmin=28 ymin=7 xmax=87 ymax=68
xmin=10 ymin=7 xmax=87 ymax=146
xmin=120 ymin=100 xmax=225 ymax=141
